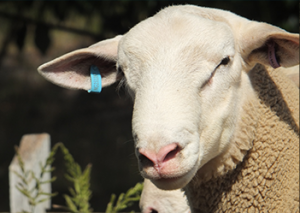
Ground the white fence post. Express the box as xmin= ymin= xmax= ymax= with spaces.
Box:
xmin=9 ymin=133 xmax=51 ymax=213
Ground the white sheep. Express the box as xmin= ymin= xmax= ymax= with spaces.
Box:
xmin=138 ymin=66 xmax=299 ymax=213
xmin=284 ymin=65 xmax=299 ymax=87
xmin=38 ymin=5 xmax=299 ymax=212
xmin=140 ymin=179 xmax=190 ymax=213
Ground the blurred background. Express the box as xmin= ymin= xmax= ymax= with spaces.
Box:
xmin=0 ymin=1 xmax=298 ymax=212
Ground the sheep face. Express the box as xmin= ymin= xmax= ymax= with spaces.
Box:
xmin=117 ymin=12 xmax=243 ymax=190
xmin=38 ymin=5 xmax=299 ymax=191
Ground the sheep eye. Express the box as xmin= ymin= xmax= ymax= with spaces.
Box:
xmin=219 ymin=56 xmax=230 ymax=66
xmin=201 ymin=56 xmax=230 ymax=89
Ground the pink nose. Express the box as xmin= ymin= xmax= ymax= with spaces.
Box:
xmin=138 ymin=143 xmax=180 ymax=170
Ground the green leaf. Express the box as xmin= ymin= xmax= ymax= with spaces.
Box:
xmin=69 ymin=187 xmax=76 ymax=197
xmin=116 ymin=193 xmax=125 ymax=206
xmin=40 ymin=176 xmax=57 ymax=184
xmin=105 ymin=182 xmax=143 ymax=213
xmin=15 ymin=185 xmax=31 ymax=198
xmin=13 ymin=171 xmax=28 ymax=186
xmin=64 ymin=194 xmax=78 ymax=212
xmin=64 ymin=174 xmax=75 ymax=182
xmin=56 ymin=143 xmax=92 ymax=212
xmin=17 ymin=182 xmax=25 ymax=189
xmin=105 ymin=194 xmax=116 ymax=213
xmin=38 ymin=191 xmax=58 ymax=197
xmin=37 ymin=197 xmax=51 ymax=204
xmin=82 ymin=164 xmax=92 ymax=180
xmin=13 ymin=142 xmax=65 ymax=212
xmin=75 ymin=164 xmax=82 ymax=176
xmin=43 ymin=167 xmax=55 ymax=173
xmin=28 ymin=198 xmax=36 ymax=206
xmin=74 ymin=180 xmax=82 ymax=194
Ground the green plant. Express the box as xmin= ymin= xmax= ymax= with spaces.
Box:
xmin=105 ymin=182 xmax=143 ymax=213
xmin=13 ymin=145 xmax=58 ymax=213
xmin=54 ymin=142 xmax=93 ymax=213
xmin=14 ymin=142 xmax=142 ymax=213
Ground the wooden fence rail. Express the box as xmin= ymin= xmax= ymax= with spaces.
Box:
xmin=9 ymin=133 xmax=51 ymax=213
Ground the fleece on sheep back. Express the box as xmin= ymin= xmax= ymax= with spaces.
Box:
xmin=185 ymin=64 xmax=299 ymax=213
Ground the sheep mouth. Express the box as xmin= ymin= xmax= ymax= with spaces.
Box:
xmin=150 ymin=173 xmax=191 ymax=190
xmin=142 ymin=158 xmax=199 ymax=190
xmin=156 ymin=176 xmax=181 ymax=182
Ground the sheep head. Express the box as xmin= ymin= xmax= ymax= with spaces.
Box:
xmin=38 ymin=5 xmax=299 ymax=190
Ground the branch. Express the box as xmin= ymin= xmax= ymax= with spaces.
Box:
xmin=0 ymin=10 xmax=103 ymax=40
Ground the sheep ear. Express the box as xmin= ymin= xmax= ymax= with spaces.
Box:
xmin=240 ymin=22 xmax=299 ymax=69
xmin=38 ymin=35 xmax=122 ymax=91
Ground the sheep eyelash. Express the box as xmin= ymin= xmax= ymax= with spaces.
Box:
xmin=116 ymin=65 xmax=127 ymax=91
xmin=200 ymin=56 xmax=230 ymax=89
xmin=201 ymin=69 xmax=216 ymax=89
xmin=117 ymin=65 xmax=124 ymax=75
xmin=117 ymin=77 xmax=127 ymax=91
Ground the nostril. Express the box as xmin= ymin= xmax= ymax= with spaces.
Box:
xmin=163 ymin=145 xmax=180 ymax=162
xmin=138 ymin=153 xmax=154 ymax=167
xmin=138 ymin=148 xmax=158 ymax=167
xmin=144 ymin=207 xmax=158 ymax=213
xmin=150 ymin=209 xmax=158 ymax=213
xmin=138 ymin=143 xmax=181 ymax=169
xmin=157 ymin=143 xmax=180 ymax=163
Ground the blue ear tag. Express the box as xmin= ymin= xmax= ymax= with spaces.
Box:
xmin=88 ymin=65 xmax=102 ymax=93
